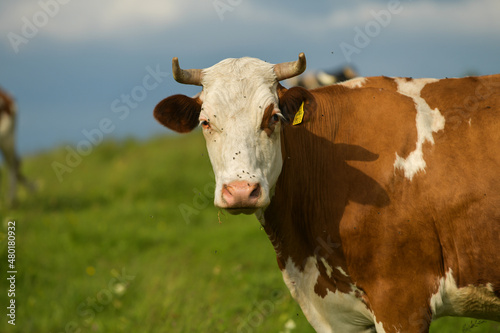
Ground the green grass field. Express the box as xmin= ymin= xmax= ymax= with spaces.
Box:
xmin=0 ymin=132 xmax=498 ymax=332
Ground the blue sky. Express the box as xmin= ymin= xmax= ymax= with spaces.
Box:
xmin=1 ymin=0 xmax=499 ymax=154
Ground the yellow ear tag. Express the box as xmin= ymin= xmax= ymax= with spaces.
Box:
xmin=292 ymin=102 xmax=305 ymax=126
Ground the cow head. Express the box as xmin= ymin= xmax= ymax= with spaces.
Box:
xmin=154 ymin=53 xmax=315 ymax=215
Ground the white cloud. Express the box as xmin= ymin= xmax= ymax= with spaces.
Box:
xmin=67 ymin=0 xmax=181 ymax=37
xmin=397 ymin=0 xmax=500 ymax=36
xmin=1 ymin=0 xmax=499 ymax=46
xmin=231 ymin=0 xmax=500 ymax=37
xmin=0 ymin=0 xmax=212 ymax=42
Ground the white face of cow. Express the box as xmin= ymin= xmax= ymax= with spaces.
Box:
xmin=199 ymin=58 xmax=283 ymax=214
xmin=154 ymin=54 xmax=311 ymax=215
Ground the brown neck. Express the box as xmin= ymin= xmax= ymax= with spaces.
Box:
xmin=265 ymin=86 xmax=351 ymax=267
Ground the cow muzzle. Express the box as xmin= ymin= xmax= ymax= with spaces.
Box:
xmin=220 ymin=181 xmax=262 ymax=215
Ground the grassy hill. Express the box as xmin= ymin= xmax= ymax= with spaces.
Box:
xmin=0 ymin=132 xmax=498 ymax=332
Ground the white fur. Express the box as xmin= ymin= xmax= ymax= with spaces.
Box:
xmin=335 ymin=266 xmax=349 ymax=278
xmin=430 ymin=269 xmax=500 ymax=320
xmin=282 ymin=256 xmax=378 ymax=333
xmin=321 ymin=257 xmax=334 ymax=278
xmin=393 ymin=78 xmax=445 ymax=180
xmin=198 ymin=57 xmax=284 ymax=209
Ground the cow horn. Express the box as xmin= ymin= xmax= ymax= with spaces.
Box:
xmin=172 ymin=57 xmax=203 ymax=86
xmin=274 ymin=53 xmax=307 ymax=81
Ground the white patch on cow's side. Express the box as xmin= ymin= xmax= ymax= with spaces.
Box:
xmin=339 ymin=77 xmax=367 ymax=89
xmin=430 ymin=269 xmax=500 ymax=321
xmin=393 ymin=78 xmax=445 ymax=180
xmin=335 ymin=266 xmax=349 ymax=278
xmin=282 ymin=257 xmax=377 ymax=333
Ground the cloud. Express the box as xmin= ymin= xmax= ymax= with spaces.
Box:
xmin=397 ymin=0 xmax=500 ymax=36
xmin=230 ymin=0 xmax=500 ymax=37
xmin=59 ymin=0 xmax=181 ymax=39
xmin=0 ymin=0 xmax=212 ymax=42
xmin=2 ymin=0 xmax=499 ymax=49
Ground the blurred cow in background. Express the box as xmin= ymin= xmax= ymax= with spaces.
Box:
xmin=0 ymin=87 xmax=33 ymax=206
xmin=286 ymin=65 xmax=358 ymax=89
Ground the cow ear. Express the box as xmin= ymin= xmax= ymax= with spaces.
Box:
xmin=278 ymin=85 xmax=316 ymax=126
xmin=154 ymin=94 xmax=202 ymax=133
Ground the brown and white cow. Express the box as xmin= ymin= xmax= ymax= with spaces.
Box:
xmin=154 ymin=53 xmax=500 ymax=333
xmin=0 ymin=87 xmax=33 ymax=206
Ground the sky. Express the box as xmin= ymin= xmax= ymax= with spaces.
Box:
xmin=1 ymin=0 xmax=499 ymax=155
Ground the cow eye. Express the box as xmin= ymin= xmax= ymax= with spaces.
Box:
xmin=200 ymin=120 xmax=211 ymax=129
xmin=269 ymin=113 xmax=282 ymax=128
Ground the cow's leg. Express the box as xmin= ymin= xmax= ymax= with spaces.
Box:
xmin=1 ymin=148 xmax=17 ymax=206
xmin=7 ymin=161 xmax=17 ymax=206
xmin=0 ymin=135 xmax=23 ymax=206
xmin=0 ymin=110 xmax=17 ymax=206
xmin=14 ymin=154 xmax=35 ymax=192
xmin=5 ymin=153 xmax=34 ymax=205
xmin=0 ymin=154 xmax=16 ymax=206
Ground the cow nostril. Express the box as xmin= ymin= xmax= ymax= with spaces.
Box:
xmin=222 ymin=182 xmax=261 ymax=208
xmin=250 ymin=184 xmax=261 ymax=199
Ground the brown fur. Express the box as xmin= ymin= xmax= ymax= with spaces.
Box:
xmin=260 ymin=103 xmax=277 ymax=137
xmin=263 ymin=75 xmax=500 ymax=332
xmin=154 ymin=94 xmax=202 ymax=133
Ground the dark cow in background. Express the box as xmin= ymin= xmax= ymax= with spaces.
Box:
xmin=153 ymin=53 xmax=500 ymax=332
xmin=0 ymin=87 xmax=33 ymax=206
xmin=286 ymin=65 xmax=358 ymax=89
